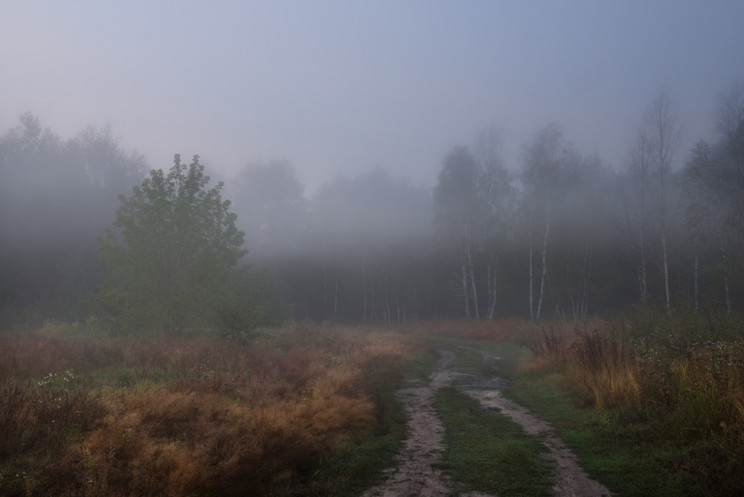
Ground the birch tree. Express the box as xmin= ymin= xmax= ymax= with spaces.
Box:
xmin=621 ymin=121 xmax=655 ymax=304
xmin=434 ymin=146 xmax=484 ymax=319
xmin=521 ymin=124 xmax=565 ymax=322
xmin=475 ymin=125 xmax=515 ymax=319
xmin=683 ymin=86 xmax=744 ymax=313
xmin=646 ymin=88 xmax=682 ymax=314
xmin=621 ymin=88 xmax=681 ymax=312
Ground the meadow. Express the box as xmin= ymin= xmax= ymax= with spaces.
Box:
xmin=0 ymin=323 xmax=424 ymax=496
xmin=508 ymin=309 xmax=744 ymax=495
xmin=2 ymin=311 xmax=743 ymax=496
xmin=405 ymin=312 xmax=744 ymax=495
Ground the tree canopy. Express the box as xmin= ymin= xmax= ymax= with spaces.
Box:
xmin=99 ymin=154 xmax=248 ymax=334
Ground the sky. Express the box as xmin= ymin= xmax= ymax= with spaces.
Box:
xmin=2 ymin=0 xmax=743 ymax=192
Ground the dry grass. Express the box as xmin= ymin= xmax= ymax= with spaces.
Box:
xmin=0 ymin=324 xmax=422 ymax=496
xmin=515 ymin=320 xmax=640 ymax=409
xmin=408 ymin=318 xmax=524 ymax=341
xmin=520 ymin=316 xmax=744 ymax=446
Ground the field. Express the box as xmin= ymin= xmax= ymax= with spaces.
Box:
xmin=0 ymin=324 xmax=426 ymax=496
xmin=2 ymin=312 xmax=744 ymax=496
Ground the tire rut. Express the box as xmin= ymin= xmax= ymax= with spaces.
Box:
xmin=361 ymin=347 xmax=612 ymax=497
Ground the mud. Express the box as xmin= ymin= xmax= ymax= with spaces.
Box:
xmin=361 ymin=351 xmax=471 ymax=497
xmin=361 ymin=347 xmax=613 ymax=497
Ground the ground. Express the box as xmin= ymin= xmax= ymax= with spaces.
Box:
xmin=362 ymin=346 xmax=612 ymax=497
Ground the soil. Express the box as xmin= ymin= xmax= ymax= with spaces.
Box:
xmin=361 ymin=347 xmax=613 ymax=497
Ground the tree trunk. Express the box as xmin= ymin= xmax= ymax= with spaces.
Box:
xmin=384 ymin=275 xmax=392 ymax=325
xmin=693 ymin=253 xmax=699 ymax=312
xmin=529 ymin=225 xmax=535 ymax=322
xmin=362 ymin=264 xmax=368 ymax=322
xmin=536 ymin=218 xmax=550 ymax=322
xmin=461 ymin=250 xmax=472 ymax=319
xmin=467 ymin=243 xmax=479 ymax=319
xmin=720 ymin=233 xmax=732 ymax=315
xmin=639 ymin=222 xmax=648 ymax=304
xmin=487 ymin=263 xmax=498 ymax=319
xmin=333 ymin=268 xmax=339 ymax=319
xmin=581 ymin=242 xmax=591 ymax=320
xmin=661 ymin=227 xmax=671 ymax=316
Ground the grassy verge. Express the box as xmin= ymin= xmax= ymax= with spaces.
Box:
xmin=434 ymin=386 xmax=551 ymax=496
xmin=498 ymin=314 xmax=744 ymax=496
xmin=502 ymin=370 xmax=692 ymax=496
xmin=417 ymin=318 xmax=744 ymax=496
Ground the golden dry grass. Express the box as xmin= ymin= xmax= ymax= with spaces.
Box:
xmin=517 ymin=321 xmax=641 ymax=408
xmin=0 ymin=324 xmax=423 ymax=497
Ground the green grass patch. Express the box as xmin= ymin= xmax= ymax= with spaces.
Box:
xmin=414 ymin=321 xmax=744 ymax=496
xmin=434 ymin=386 xmax=551 ymax=497
xmin=500 ymin=362 xmax=741 ymax=496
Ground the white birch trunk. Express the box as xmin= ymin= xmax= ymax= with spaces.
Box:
xmin=461 ymin=253 xmax=471 ymax=319
xmin=487 ymin=264 xmax=498 ymax=319
xmin=693 ymin=254 xmax=699 ymax=312
xmin=536 ymin=218 xmax=550 ymax=322
xmin=467 ymin=243 xmax=479 ymax=319
xmin=529 ymin=225 xmax=535 ymax=322
xmin=720 ymin=233 xmax=732 ymax=315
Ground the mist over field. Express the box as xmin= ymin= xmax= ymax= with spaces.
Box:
xmin=1 ymin=1 xmax=743 ymax=326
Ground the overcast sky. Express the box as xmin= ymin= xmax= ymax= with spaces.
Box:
xmin=2 ymin=0 xmax=743 ymax=192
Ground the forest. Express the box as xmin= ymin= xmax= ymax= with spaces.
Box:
xmin=1 ymin=86 xmax=742 ymax=332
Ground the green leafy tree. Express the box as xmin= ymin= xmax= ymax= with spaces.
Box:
xmin=99 ymin=154 xmax=247 ymax=334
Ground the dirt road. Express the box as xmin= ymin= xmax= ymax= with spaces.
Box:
xmin=362 ymin=347 xmax=612 ymax=497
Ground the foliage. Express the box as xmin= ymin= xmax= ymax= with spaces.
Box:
xmin=434 ymin=146 xmax=483 ymax=241
xmin=0 ymin=114 xmax=147 ymax=329
xmin=229 ymin=160 xmax=308 ymax=258
xmin=98 ymin=154 xmax=249 ymax=334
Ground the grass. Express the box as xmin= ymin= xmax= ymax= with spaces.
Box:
xmin=306 ymin=349 xmax=439 ymax=496
xmin=0 ymin=323 xmax=428 ymax=497
xmin=418 ymin=336 xmax=552 ymax=495
xmin=434 ymin=386 xmax=551 ymax=496
xmin=502 ymin=370 xmax=692 ymax=496
xmin=5 ymin=313 xmax=742 ymax=495
xmin=505 ymin=310 xmax=744 ymax=496
xmin=416 ymin=315 xmax=744 ymax=496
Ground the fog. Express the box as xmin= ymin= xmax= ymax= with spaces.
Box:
xmin=2 ymin=1 xmax=744 ymax=325
xmin=3 ymin=2 xmax=742 ymax=190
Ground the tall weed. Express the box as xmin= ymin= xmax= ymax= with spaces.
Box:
xmin=523 ymin=310 xmax=744 ymax=493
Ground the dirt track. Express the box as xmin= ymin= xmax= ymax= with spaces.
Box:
xmin=362 ymin=348 xmax=612 ymax=497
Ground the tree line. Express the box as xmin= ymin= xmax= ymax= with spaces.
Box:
xmin=232 ymin=86 xmax=743 ymax=323
xmin=0 ymin=85 xmax=742 ymax=332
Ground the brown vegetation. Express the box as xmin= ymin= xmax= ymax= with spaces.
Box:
xmin=408 ymin=318 xmax=524 ymax=341
xmin=0 ymin=324 xmax=422 ymax=496
xmin=520 ymin=316 xmax=744 ymax=449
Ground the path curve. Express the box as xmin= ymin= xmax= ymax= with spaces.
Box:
xmin=465 ymin=389 xmax=612 ymax=497
xmin=362 ymin=351 xmax=494 ymax=497
xmin=362 ymin=347 xmax=613 ymax=497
